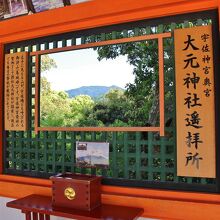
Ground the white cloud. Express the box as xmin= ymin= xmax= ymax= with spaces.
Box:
xmin=41 ymin=51 xmax=135 ymax=91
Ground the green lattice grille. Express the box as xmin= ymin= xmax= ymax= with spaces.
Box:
xmin=4 ymin=16 xmax=217 ymax=191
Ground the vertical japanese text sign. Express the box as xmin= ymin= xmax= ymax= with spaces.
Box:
xmin=4 ymin=52 xmax=28 ymax=131
xmin=174 ymin=25 xmax=216 ymax=178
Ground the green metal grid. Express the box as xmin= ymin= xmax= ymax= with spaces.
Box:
xmin=3 ymin=17 xmax=217 ymax=191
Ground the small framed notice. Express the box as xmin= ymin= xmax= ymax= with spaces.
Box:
xmin=76 ymin=141 xmax=109 ymax=168
xmin=4 ymin=52 xmax=28 ymax=131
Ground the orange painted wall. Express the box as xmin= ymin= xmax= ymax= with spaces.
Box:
xmin=0 ymin=0 xmax=220 ymax=219
xmin=0 ymin=0 xmax=218 ymax=43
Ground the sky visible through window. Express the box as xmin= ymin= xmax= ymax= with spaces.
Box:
xmin=41 ymin=48 xmax=135 ymax=92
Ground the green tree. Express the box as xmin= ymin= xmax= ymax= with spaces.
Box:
xmin=40 ymin=55 xmax=72 ymax=127
xmin=87 ymin=89 xmax=133 ymax=126
xmin=40 ymin=77 xmax=72 ymax=127
xmin=95 ymin=37 xmax=174 ymax=127
xmin=95 ymin=41 xmax=160 ymax=126
xmin=41 ymin=54 xmax=57 ymax=72
xmin=39 ymin=35 xmax=175 ymax=128
xmin=69 ymin=95 xmax=95 ymax=126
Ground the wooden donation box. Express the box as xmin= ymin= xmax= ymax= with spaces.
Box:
xmin=51 ymin=173 xmax=102 ymax=211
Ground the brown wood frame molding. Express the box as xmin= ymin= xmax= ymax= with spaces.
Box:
xmin=32 ymin=32 xmax=171 ymax=135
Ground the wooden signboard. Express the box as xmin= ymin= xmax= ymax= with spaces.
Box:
xmin=174 ymin=25 xmax=216 ymax=178
xmin=4 ymin=52 xmax=28 ymax=131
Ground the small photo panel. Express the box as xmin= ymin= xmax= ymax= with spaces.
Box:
xmin=0 ymin=0 xmax=6 ymax=19
xmin=31 ymin=0 xmax=64 ymax=13
xmin=76 ymin=141 xmax=109 ymax=168
xmin=4 ymin=0 xmax=28 ymax=18
xmin=70 ymin=0 xmax=90 ymax=5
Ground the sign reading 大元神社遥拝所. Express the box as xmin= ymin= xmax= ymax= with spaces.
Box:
xmin=4 ymin=52 xmax=28 ymax=131
xmin=175 ymin=25 xmax=216 ymax=178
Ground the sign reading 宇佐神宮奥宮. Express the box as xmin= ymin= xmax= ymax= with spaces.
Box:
xmin=175 ymin=25 xmax=216 ymax=178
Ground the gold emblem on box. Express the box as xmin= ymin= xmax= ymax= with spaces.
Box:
xmin=64 ymin=187 xmax=76 ymax=200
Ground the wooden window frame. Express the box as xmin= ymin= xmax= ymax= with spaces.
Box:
xmin=31 ymin=32 xmax=171 ymax=135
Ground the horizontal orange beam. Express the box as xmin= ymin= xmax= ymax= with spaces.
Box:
xmin=102 ymin=193 xmax=220 ymax=219
xmin=0 ymin=181 xmax=51 ymax=199
xmin=1 ymin=175 xmax=220 ymax=219
xmin=1 ymin=174 xmax=220 ymax=204
xmin=102 ymin=185 xmax=220 ymax=205
xmin=36 ymin=127 xmax=160 ymax=132
xmin=0 ymin=0 xmax=217 ymax=44
xmin=0 ymin=0 xmax=199 ymax=37
xmin=0 ymin=175 xmax=51 ymax=187
xmin=30 ymin=32 xmax=171 ymax=56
